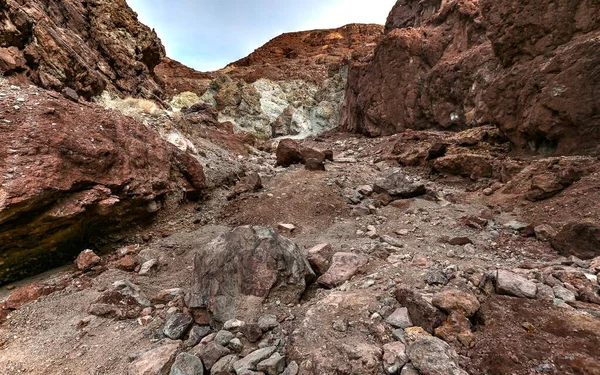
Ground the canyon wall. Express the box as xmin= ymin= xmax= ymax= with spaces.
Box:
xmin=342 ymin=0 xmax=600 ymax=155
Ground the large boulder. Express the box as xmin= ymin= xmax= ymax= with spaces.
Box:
xmin=373 ymin=170 xmax=426 ymax=199
xmin=552 ymin=222 xmax=600 ymax=260
xmin=187 ymin=226 xmax=316 ymax=326
xmin=0 ymin=0 xmax=165 ymax=99
xmin=0 ymin=83 xmax=205 ymax=284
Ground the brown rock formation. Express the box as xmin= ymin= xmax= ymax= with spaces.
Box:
xmin=224 ymin=23 xmax=384 ymax=84
xmin=0 ymin=0 xmax=165 ymax=99
xmin=155 ymin=58 xmax=215 ymax=97
xmin=0 ymin=81 xmax=205 ymax=284
xmin=342 ymin=0 xmax=600 ymax=155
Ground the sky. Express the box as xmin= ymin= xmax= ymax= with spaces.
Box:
xmin=126 ymin=0 xmax=397 ymax=71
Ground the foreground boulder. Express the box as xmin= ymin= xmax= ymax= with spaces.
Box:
xmin=127 ymin=340 xmax=182 ymax=375
xmin=275 ymin=139 xmax=326 ymax=170
xmin=0 ymin=83 xmax=205 ymax=284
xmin=187 ymin=226 xmax=315 ymax=326
xmin=552 ymin=222 xmax=600 ymax=260
xmin=407 ymin=336 xmax=468 ymax=375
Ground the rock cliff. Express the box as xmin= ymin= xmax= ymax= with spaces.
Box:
xmin=342 ymin=0 xmax=600 ymax=155
xmin=0 ymin=0 xmax=165 ymax=99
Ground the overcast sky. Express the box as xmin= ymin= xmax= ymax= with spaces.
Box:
xmin=126 ymin=0 xmax=396 ymax=71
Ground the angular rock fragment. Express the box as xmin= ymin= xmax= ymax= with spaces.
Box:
xmin=317 ymin=252 xmax=368 ymax=288
xmin=495 ymin=270 xmax=537 ymax=299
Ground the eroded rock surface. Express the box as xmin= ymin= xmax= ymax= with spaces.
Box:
xmin=0 ymin=0 xmax=165 ymax=99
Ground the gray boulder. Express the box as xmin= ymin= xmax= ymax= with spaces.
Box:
xmin=187 ymin=226 xmax=316 ymax=326
xmin=407 ymin=336 xmax=468 ymax=375
xmin=373 ymin=170 xmax=426 ymax=198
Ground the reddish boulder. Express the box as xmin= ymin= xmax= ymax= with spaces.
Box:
xmin=75 ymin=249 xmax=101 ymax=271
xmin=0 ymin=83 xmax=205 ymax=284
xmin=552 ymin=222 xmax=600 ymax=260
xmin=276 ymin=139 xmax=304 ymax=167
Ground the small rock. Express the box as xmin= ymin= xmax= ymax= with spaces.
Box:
xmin=281 ymin=361 xmax=299 ymax=375
xmin=191 ymin=343 xmax=231 ymax=370
xmin=211 ymin=354 xmax=239 ymax=375
xmin=495 ymin=270 xmax=537 ymax=299
xmin=228 ymin=338 xmax=244 ymax=353
xmin=240 ymin=323 xmax=263 ymax=343
xmin=448 ymin=237 xmax=473 ymax=246
xmin=163 ymin=314 xmax=194 ymax=340
xmin=257 ymin=353 xmax=286 ymax=375
xmin=536 ymin=284 xmax=555 ymax=300
xmin=404 ymin=327 xmax=431 ymax=346
xmin=553 ymin=285 xmax=576 ymax=302
xmin=127 ymin=340 xmax=181 ymax=375
xmin=138 ymin=259 xmax=158 ymax=276
xmin=534 ymin=224 xmax=557 ymax=242
xmin=75 ymin=249 xmax=101 ymax=271
xmin=215 ymin=330 xmax=235 ymax=346
xmin=114 ymin=255 xmax=138 ymax=271
xmin=407 ymin=336 xmax=468 ymax=375
xmin=431 ymin=289 xmax=480 ymax=317
xmin=185 ymin=325 xmax=212 ymax=348
xmin=306 ymin=243 xmax=334 ymax=275
xmin=381 ymin=235 xmax=403 ymax=248
xmin=317 ymin=252 xmax=368 ymax=288
xmin=233 ymin=346 xmax=277 ymax=373
xmin=169 ymin=352 xmax=204 ymax=375
xmin=277 ymin=223 xmax=296 ymax=234
xmin=426 ymin=270 xmax=449 ymax=286
xmin=258 ymin=314 xmax=279 ymax=332
xmin=400 ymin=363 xmax=420 ymax=375
xmin=383 ymin=342 xmax=408 ymax=374
xmin=395 ymin=288 xmax=447 ymax=333
xmin=386 ymin=307 xmax=413 ymax=329
xmin=358 ymin=185 xmax=374 ymax=196
xmin=503 ymin=221 xmax=529 ymax=231
xmin=224 ymin=319 xmax=246 ymax=331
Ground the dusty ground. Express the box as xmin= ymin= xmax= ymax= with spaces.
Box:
xmin=0 ymin=133 xmax=598 ymax=374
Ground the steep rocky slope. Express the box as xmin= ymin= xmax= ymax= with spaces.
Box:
xmin=0 ymin=0 xmax=165 ymax=99
xmin=342 ymin=0 xmax=600 ymax=155
xmin=0 ymin=80 xmax=207 ymax=284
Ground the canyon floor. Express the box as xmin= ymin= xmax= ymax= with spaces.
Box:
xmin=1 ymin=130 xmax=599 ymax=375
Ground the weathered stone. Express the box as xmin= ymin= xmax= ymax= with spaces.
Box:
xmin=373 ymin=170 xmax=426 ymax=199
xmin=281 ymin=361 xmax=299 ymax=375
xmin=386 ymin=307 xmax=413 ymax=329
xmin=75 ymin=250 xmax=101 ymax=271
xmin=534 ymin=224 xmax=557 ymax=242
xmin=257 ymin=353 xmax=286 ymax=375
xmin=553 ymin=285 xmax=576 ymax=302
xmin=227 ymin=338 xmax=243 ymax=353
xmin=400 ymin=363 xmax=420 ymax=375
xmin=407 ymin=336 xmax=468 ymax=375
xmin=395 ymin=288 xmax=447 ymax=333
xmin=434 ymin=312 xmax=472 ymax=345
xmin=404 ymin=327 xmax=431 ymax=346
xmin=552 ymin=222 xmax=600 ymax=260
xmin=214 ymin=330 xmax=235 ymax=346
xmin=536 ymin=284 xmax=555 ymax=301
xmin=306 ymin=243 xmax=335 ymax=276
xmin=276 ymin=139 xmax=303 ymax=167
xmin=431 ymin=289 xmax=480 ymax=317
xmin=317 ymin=252 xmax=368 ymax=288
xmin=89 ymin=280 xmax=151 ymax=320
xmin=224 ymin=319 xmax=246 ymax=331
xmin=169 ymin=353 xmax=204 ymax=375
xmin=382 ymin=342 xmax=408 ymax=374
xmin=139 ymin=259 xmax=158 ymax=276
xmin=128 ymin=340 xmax=182 ymax=375
xmin=240 ymin=323 xmax=263 ymax=343
xmin=164 ymin=314 xmax=194 ymax=340
xmin=211 ymin=354 xmax=239 ymax=375
xmin=187 ymin=226 xmax=315 ymax=325
xmin=191 ymin=343 xmax=231 ymax=370
xmin=425 ymin=270 xmax=449 ymax=286
xmin=495 ymin=270 xmax=537 ymax=299
xmin=257 ymin=315 xmax=279 ymax=332
xmin=381 ymin=235 xmax=404 ymax=248
xmin=233 ymin=346 xmax=277 ymax=373
xmin=185 ymin=326 xmax=212 ymax=348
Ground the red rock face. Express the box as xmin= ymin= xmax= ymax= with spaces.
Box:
xmin=341 ymin=0 xmax=600 ymax=155
xmin=224 ymin=24 xmax=384 ymax=84
xmin=0 ymin=82 xmax=205 ymax=284
xmin=155 ymin=58 xmax=215 ymax=97
xmin=0 ymin=0 xmax=166 ymax=99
